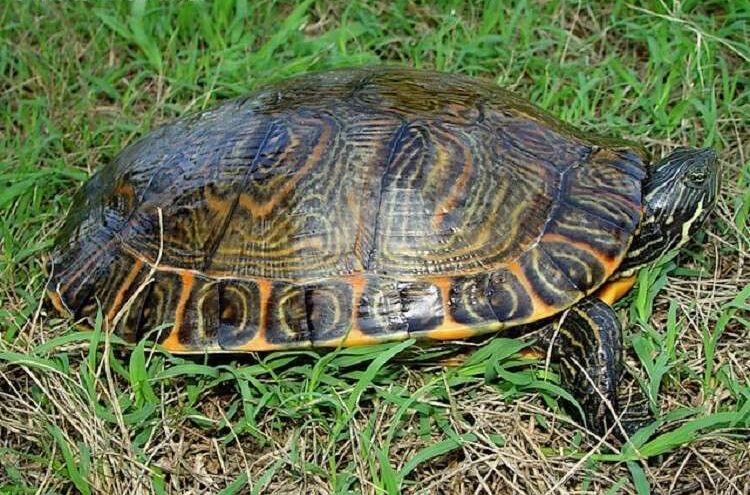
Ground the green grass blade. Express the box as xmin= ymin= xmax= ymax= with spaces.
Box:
xmin=400 ymin=432 xmax=477 ymax=478
xmin=46 ymin=424 xmax=91 ymax=495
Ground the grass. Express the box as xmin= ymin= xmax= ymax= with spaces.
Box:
xmin=1 ymin=0 xmax=749 ymax=493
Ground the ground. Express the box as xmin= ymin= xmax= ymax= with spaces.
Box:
xmin=1 ymin=1 xmax=749 ymax=494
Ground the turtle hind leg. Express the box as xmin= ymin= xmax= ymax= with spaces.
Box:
xmin=615 ymin=365 xmax=653 ymax=436
xmin=539 ymin=296 xmax=652 ymax=437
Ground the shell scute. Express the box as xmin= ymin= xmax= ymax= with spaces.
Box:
xmin=486 ymin=268 xmax=534 ymax=323
xmin=492 ymin=117 xmax=590 ymax=172
xmin=48 ymin=67 xmax=648 ymax=350
xmin=265 ymin=282 xmax=310 ymax=346
xmin=356 ymin=276 xmax=409 ymax=338
xmin=547 ymin=203 xmax=632 ymax=261
xmin=306 ymin=279 xmax=353 ymax=343
xmin=447 ymin=275 xmax=497 ymax=325
xmin=216 ymin=279 xmax=261 ymax=350
xmin=538 ymin=239 xmax=607 ymax=294
xmin=518 ymin=247 xmax=584 ymax=308
xmin=399 ymin=281 xmax=444 ymax=333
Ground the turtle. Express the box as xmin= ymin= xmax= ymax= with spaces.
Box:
xmin=47 ymin=66 xmax=720 ymax=435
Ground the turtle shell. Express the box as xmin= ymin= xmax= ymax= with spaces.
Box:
xmin=48 ymin=67 xmax=647 ymax=353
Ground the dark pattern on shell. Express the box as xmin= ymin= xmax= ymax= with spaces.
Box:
xmin=48 ymin=67 xmax=648 ymax=348
xmin=486 ymin=269 xmax=534 ymax=322
xmin=538 ymin=241 xmax=607 ymax=294
xmin=546 ymin=203 xmax=631 ymax=260
xmin=217 ymin=279 xmax=261 ymax=349
xmin=371 ymin=120 xmax=559 ymax=276
xmin=357 ymin=276 xmax=409 ymax=337
xmin=181 ymin=276 xmax=221 ymax=347
xmin=139 ymin=271 xmax=182 ymax=343
xmin=399 ymin=281 xmax=444 ymax=333
xmin=306 ymin=279 xmax=353 ymax=343
xmin=518 ymin=248 xmax=584 ymax=307
xmin=266 ymin=283 xmax=310 ymax=345
xmin=351 ymin=69 xmax=483 ymax=124
xmin=492 ymin=117 xmax=590 ymax=172
xmin=448 ymin=275 xmax=497 ymax=325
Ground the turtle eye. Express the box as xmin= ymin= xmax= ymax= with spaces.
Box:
xmin=686 ymin=168 xmax=708 ymax=185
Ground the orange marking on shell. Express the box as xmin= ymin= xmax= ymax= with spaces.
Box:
xmin=428 ymin=276 xmax=458 ymax=326
xmin=425 ymin=322 xmax=487 ymax=341
xmin=596 ymin=275 xmax=636 ymax=305
xmin=506 ymin=260 xmax=559 ymax=321
xmin=423 ymin=275 xmax=498 ymax=340
xmin=314 ymin=274 xmax=399 ymax=347
xmin=238 ymin=121 xmax=332 ymax=218
xmin=204 ymin=186 xmax=232 ymax=217
xmin=257 ymin=278 xmax=272 ymax=334
xmin=113 ymin=182 xmax=133 ymax=196
xmin=345 ymin=273 xmax=367 ymax=295
xmin=520 ymin=348 xmax=544 ymax=360
xmin=161 ymin=271 xmax=193 ymax=353
xmin=47 ymin=289 xmax=69 ymax=317
xmin=113 ymin=182 xmax=135 ymax=209
xmin=235 ymin=278 xmax=282 ymax=351
xmin=235 ymin=340 xmax=284 ymax=351
xmin=106 ymin=258 xmax=143 ymax=322
xmin=343 ymin=273 xmax=366 ymax=333
xmin=541 ymin=232 xmax=620 ymax=276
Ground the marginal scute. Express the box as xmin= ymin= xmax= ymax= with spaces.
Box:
xmin=518 ymin=248 xmax=584 ymax=308
xmin=399 ymin=281 xmax=444 ymax=333
xmin=111 ymin=277 xmax=151 ymax=341
xmin=266 ymin=283 xmax=310 ymax=346
xmin=217 ymin=279 xmax=261 ymax=349
xmin=539 ymin=240 xmax=607 ymax=294
xmin=182 ymin=276 xmax=220 ymax=348
xmin=487 ymin=269 xmax=534 ymax=323
xmin=104 ymin=258 xmax=150 ymax=339
xmin=146 ymin=272 xmax=221 ymax=351
xmin=50 ymin=244 xmax=155 ymax=342
xmin=139 ymin=271 xmax=182 ymax=343
xmin=357 ymin=276 xmax=408 ymax=337
xmin=49 ymin=233 xmax=118 ymax=320
xmin=306 ymin=279 xmax=353 ymax=343
xmin=448 ymin=275 xmax=497 ymax=325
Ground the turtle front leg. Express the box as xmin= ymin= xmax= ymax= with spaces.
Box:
xmin=539 ymin=296 xmax=650 ymax=437
xmin=554 ymin=297 xmax=622 ymax=435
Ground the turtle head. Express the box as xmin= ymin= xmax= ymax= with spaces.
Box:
xmin=621 ymin=147 xmax=720 ymax=272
